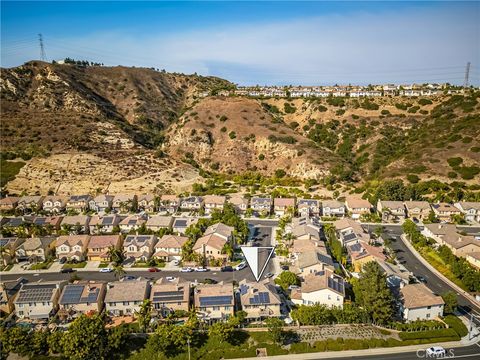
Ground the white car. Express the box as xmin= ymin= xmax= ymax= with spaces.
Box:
xmin=180 ymin=267 xmax=194 ymax=272
xmin=195 ymin=267 xmax=208 ymax=272
xmin=166 ymin=276 xmax=176 ymax=281
xmin=99 ymin=267 xmax=113 ymax=273
xmin=235 ymin=262 xmax=247 ymax=271
xmin=288 ymin=285 xmax=300 ymax=290
xmin=426 ymin=346 xmax=446 ymax=357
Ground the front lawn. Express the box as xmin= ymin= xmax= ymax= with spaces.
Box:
xmin=98 ymin=262 xmax=110 ymax=268
xmin=62 ymin=262 xmax=87 ymax=269
xmin=132 ymin=261 xmax=165 ymax=268
xmin=30 ymin=261 xmax=53 ymax=270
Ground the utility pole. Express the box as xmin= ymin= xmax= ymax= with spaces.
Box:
xmin=187 ymin=338 xmax=191 ymax=360
xmin=463 ymin=62 xmax=471 ymax=88
xmin=38 ymin=33 xmax=47 ymax=61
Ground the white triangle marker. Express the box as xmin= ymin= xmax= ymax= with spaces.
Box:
xmin=241 ymin=246 xmax=275 ymax=282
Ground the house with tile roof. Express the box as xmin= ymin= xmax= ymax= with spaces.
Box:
xmin=228 ymin=195 xmax=249 ymax=214
xmin=0 ymin=197 xmax=19 ymax=212
xmin=42 ymin=196 xmax=68 ymax=214
xmin=0 ymin=277 xmax=28 ymax=315
xmin=17 ymin=196 xmax=44 ymax=212
xmin=105 ymin=280 xmax=150 ymax=316
xmin=15 ymin=236 xmax=56 ymax=262
xmin=55 ymin=235 xmax=90 ymax=261
xmin=151 ymin=278 xmax=190 ymax=317
xmin=112 ymin=194 xmax=137 ymax=213
xmin=297 ymin=199 xmax=320 ymax=217
xmin=466 ymin=252 xmax=480 ymax=270
xmin=273 ymin=198 xmax=295 ymax=217
xmin=345 ymin=196 xmax=372 ymax=220
xmin=346 ymin=242 xmax=387 ymax=272
xmin=238 ymin=280 xmax=282 ymax=320
xmin=172 ymin=217 xmax=198 ymax=234
xmin=66 ymin=195 xmax=92 ymax=211
xmin=204 ymin=195 xmax=226 ymax=214
xmin=250 ymin=197 xmax=272 ymax=216
xmin=89 ymin=195 xmax=114 ymax=213
xmin=296 ymin=251 xmax=335 ymax=277
xmin=321 ymin=200 xmax=346 ymax=218
xmin=137 ymin=194 xmax=156 ymax=212
xmin=60 ymin=215 xmax=91 ymax=234
xmin=146 ymin=215 xmax=173 ymax=232
xmin=334 ymin=218 xmax=370 ymax=246
xmin=123 ymin=234 xmax=157 ymax=261
xmin=58 ymin=281 xmax=106 ymax=318
xmin=194 ymin=282 xmax=234 ymax=322
xmin=431 ymin=203 xmax=462 ymax=223
xmin=291 ymin=270 xmax=345 ymax=308
xmin=14 ymin=281 xmax=66 ymax=319
xmin=377 ymin=200 xmax=406 ymax=223
xmin=403 ymin=201 xmax=431 ymax=221
xmin=89 ymin=215 xmax=122 ymax=234
xmin=454 ymin=202 xmax=480 ymax=223
xmin=159 ymin=195 xmax=181 ymax=213
xmin=87 ymin=235 xmax=122 ymax=261
xmin=204 ymin=222 xmax=234 ymax=241
xmin=422 ymin=223 xmax=480 ymax=257
xmin=153 ymin=235 xmax=188 ymax=261
xmin=119 ymin=214 xmax=147 ymax=233
xmin=180 ymin=196 xmax=204 ymax=210
xmin=399 ymin=283 xmax=444 ymax=321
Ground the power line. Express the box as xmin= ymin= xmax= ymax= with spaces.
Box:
xmin=38 ymin=33 xmax=47 ymax=61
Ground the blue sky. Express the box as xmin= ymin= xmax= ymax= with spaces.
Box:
xmin=2 ymin=1 xmax=479 ymax=85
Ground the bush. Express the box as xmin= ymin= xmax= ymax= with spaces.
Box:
xmin=418 ymin=98 xmax=433 ymax=106
xmin=456 ymin=166 xmax=480 ymax=180
xmin=219 ymin=115 xmax=228 ymax=122
xmin=336 ymin=109 xmax=346 ymax=116
xmin=220 ymin=126 xmax=227 ymax=133
xmin=443 ymin=315 xmax=468 ymax=337
xmin=447 ymin=171 xmax=458 ymax=179
xmin=447 ymin=157 xmax=463 ymax=167
xmin=471 ymin=146 xmax=480 ymax=153
xmin=317 ymin=105 xmax=327 ymax=112
xmin=258 ymin=154 xmax=265 ymax=161
xmin=228 ymin=131 xmax=236 ymax=139
xmin=381 ymin=110 xmax=390 ymax=115
xmin=399 ymin=328 xmax=459 ymax=341
xmin=395 ymin=103 xmax=408 ymax=111
xmin=284 ymin=103 xmax=297 ymax=114
xmin=407 ymin=106 xmax=420 ymax=113
xmin=406 ymin=174 xmax=420 ymax=184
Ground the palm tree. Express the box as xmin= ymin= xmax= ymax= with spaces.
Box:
xmin=135 ymin=299 xmax=152 ymax=332
xmin=107 ymin=245 xmax=124 ymax=266
xmin=222 ymin=243 xmax=234 ymax=261
xmin=113 ymin=265 xmax=125 ymax=280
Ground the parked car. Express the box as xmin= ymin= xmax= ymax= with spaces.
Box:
xmin=426 ymin=346 xmax=446 ymax=356
xmin=221 ymin=266 xmax=233 ymax=272
xmin=264 ymin=272 xmax=274 ymax=279
xmin=60 ymin=268 xmax=75 ymax=273
xmin=166 ymin=276 xmax=176 ymax=281
xmin=416 ymin=275 xmax=427 ymax=283
xmin=195 ymin=267 xmax=208 ymax=272
xmin=280 ymin=265 xmax=289 ymax=271
xmin=180 ymin=267 xmax=194 ymax=273
xmin=120 ymin=275 xmax=137 ymax=281
xmin=99 ymin=268 xmax=113 ymax=273
xmin=59 ymin=257 xmax=67 ymax=264
xmin=148 ymin=267 xmax=160 ymax=272
xmin=288 ymin=285 xmax=300 ymax=290
xmin=235 ymin=262 xmax=247 ymax=271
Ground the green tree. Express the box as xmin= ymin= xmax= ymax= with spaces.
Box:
xmin=442 ymin=291 xmax=458 ymax=314
xmin=113 ymin=264 xmax=126 ymax=280
xmin=266 ymin=317 xmax=284 ymax=344
xmin=136 ymin=299 xmax=152 ymax=332
xmin=0 ymin=326 xmax=31 ymax=357
xmin=107 ymin=245 xmax=124 ymax=266
xmin=47 ymin=331 xmax=64 ymax=354
xmin=274 ymin=271 xmax=299 ymax=291
xmin=353 ymin=261 xmax=394 ymax=325
xmin=208 ymin=321 xmax=234 ymax=343
xmin=61 ymin=314 xmax=108 ymax=360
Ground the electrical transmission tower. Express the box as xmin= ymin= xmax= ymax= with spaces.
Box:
xmin=38 ymin=33 xmax=47 ymax=61
xmin=463 ymin=62 xmax=470 ymax=88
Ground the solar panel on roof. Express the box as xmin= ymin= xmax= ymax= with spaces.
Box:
xmin=103 ymin=217 xmax=114 ymax=225
xmin=199 ymin=296 xmax=232 ymax=306
xmin=343 ymin=233 xmax=357 ymax=242
xmin=175 ymin=220 xmax=187 ymax=227
xmin=239 ymin=284 xmax=248 ymax=295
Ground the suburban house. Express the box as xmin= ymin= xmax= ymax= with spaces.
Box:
xmin=334 ymin=218 xmax=370 ymax=246
xmin=238 ymin=280 xmax=282 ymax=320
xmin=377 ymin=200 xmax=406 ymax=223
xmin=42 ymin=196 xmax=67 ymax=213
xmin=431 ymin=203 xmax=462 ymax=222
xmin=1 ymin=216 xmax=34 ymax=234
xmin=87 ymin=235 xmax=122 ymax=261
xmin=146 ymin=215 xmax=173 ymax=232
xmin=273 ymin=198 xmax=295 ymax=217
xmin=403 ymin=201 xmax=431 ymax=221
xmin=466 ymin=252 xmax=480 ymax=269
xmin=204 ymin=223 xmax=234 ymax=242
xmin=297 ymin=199 xmax=320 ymax=217
xmin=58 ymin=281 xmax=106 ymax=318
xmin=172 ymin=217 xmax=198 ymax=234
xmin=0 ymin=277 xmax=28 ymax=315
xmin=15 ymin=236 xmax=56 ymax=262
xmin=454 ymin=202 xmax=480 ymax=223
xmin=321 ymin=200 xmax=346 ymax=218
xmin=0 ymin=237 xmax=24 ymax=265
xmin=228 ymin=196 xmax=249 ymax=214
xmin=55 ymin=235 xmax=91 ymax=262
xmin=119 ymin=214 xmax=147 ymax=233
xmin=60 ymin=215 xmax=91 ymax=234
xmin=123 ymin=235 xmax=157 ymax=261
xmin=14 ymin=281 xmax=66 ymax=320
xmin=346 ymin=242 xmax=387 ymax=272
xmin=89 ymin=215 xmax=122 ymax=234
xmin=194 ymin=282 xmax=234 ymax=322
xmin=399 ymin=283 xmax=444 ymax=322
xmin=291 ymin=270 xmax=345 ymax=308
xmin=193 ymin=233 xmax=228 ymax=263
xmin=17 ymin=196 xmax=44 ymax=212
xmin=0 ymin=197 xmax=19 ymax=212
xmin=203 ymin=195 xmax=226 ymax=214
xmin=291 ymin=238 xmax=327 ymax=260
xmin=137 ymin=194 xmax=156 ymax=212
xmin=112 ymin=194 xmax=137 ymax=213
xmin=250 ymin=197 xmax=272 ymax=216
xmin=422 ymin=224 xmax=480 ymax=257
xmin=66 ymin=195 xmax=92 ymax=212
xmin=180 ymin=196 xmax=204 ymax=211
xmin=288 ymin=217 xmax=321 ymax=241
xmin=377 ymin=260 xmax=411 ymax=290
xmin=105 ymin=280 xmax=150 ymax=316
xmin=159 ymin=195 xmax=181 ymax=213
xmin=89 ymin=195 xmax=114 ymax=213
xmin=345 ymin=197 xmax=372 ymax=219
xmin=153 ymin=235 xmax=188 ymax=261
xmin=150 ymin=278 xmax=190 ymax=317
xmin=296 ymin=251 xmax=335 ymax=277
xmin=32 ymin=216 xmax=63 ymax=232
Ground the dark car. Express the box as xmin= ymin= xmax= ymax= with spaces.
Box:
xmin=59 ymin=257 xmax=67 ymax=264
xmin=221 ymin=266 xmax=233 ymax=272
xmin=281 ymin=265 xmax=289 ymax=271
xmin=148 ymin=267 xmax=160 ymax=272
xmin=60 ymin=268 xmax=75 ymax=273
xmin=416 ymin=275 xmax=427 ymax=283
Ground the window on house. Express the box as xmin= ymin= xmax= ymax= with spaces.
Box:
xmin=426 ymin=313 xmax=431 ymax=318
xmin=213 ymin=306 xmax=220 ymax=311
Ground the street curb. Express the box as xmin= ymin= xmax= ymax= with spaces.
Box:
xmin=399 ymin=234 xmax=480 ymax=310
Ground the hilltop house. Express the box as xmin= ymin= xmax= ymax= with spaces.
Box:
xmin=150 ymin=278 xmax=190 ymax=317
xmin=399 ymin=283 xmax=444 ymax=321
xmin=42 ymin=196 xmax=67 ymax=214
xmin=238 ymin=280 xmax=282 ymax=320
xmin=159 ymin=195 xmax=181 ymax=213
xmin=431 ymin=203 xmax=462 ymax=222
xmin=180 ymin=196 xmax=204 ymax=211
xmin=17 ymin=196 xmax=44 ymax=212
xmin=66 ymin=195 xmax=92 ymax=212
xmin=87 ymin=235 xmax=122 ymax=262
xmin=89 ymin=195 xmax=114 ymax=213
xmin=153 ymin=235 xmax=188 ymax=261
xmin=203 ymin=195 xmax=226 ymax=214
xmin=297 ymin=199 xmax=320 ymax=217
xmin=403 ymin=201 xmax=431 ymax=221
xmin=273 ymin=198 xmax=295 ymax=217
xmin=105 ymin=280 xmax=150 ymax=316
xmin=377 ymin=200 xmax=406 ymax=223
xmin=89 ymin=215 xmax=122 ymax=234
xmin=0 ymin=197 xmax=19 ymax=212
xmin=123 ymin=235 xmax=157 ymax=261
xmin=228 ymin=196 xmax=249 ymax=214
xmin=112 ymin=194 xmax=137 ymax=213
xmin=55 ymin=235 xmax=91 ymax=262
xmin=291 ymin=270 xmax=345 ymax=308
xmin=454 ymin=202 xmax=480 ymax=223
xmin=345 ymin=197 xmax=372 ymax=219
xmin=14 ymin=281 xmax=66 ymax=320
xmin=321 ymin=200 xmax=346 ymax=218
xmin=194 ymin=282 xmax=234 ymax=322
xmin=137 ymin=194 xmax=156 ymax=212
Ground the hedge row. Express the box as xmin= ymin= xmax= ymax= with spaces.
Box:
xmin=444 ymin=315 xmax=468 ymax=337
xmin=399 ymin=328 xmax=459 ymax=341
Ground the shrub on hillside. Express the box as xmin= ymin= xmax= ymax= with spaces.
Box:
xmin=447 ymin=157 xmax=463 ymax=167
xmin=399 ymin=328 xmax=459 ymax=341
xmin=418 ymin=98 xmax=433 ymax=106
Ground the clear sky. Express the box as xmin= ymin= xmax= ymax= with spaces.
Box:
xmin=1 ymin=1 xmax=479 ymax=85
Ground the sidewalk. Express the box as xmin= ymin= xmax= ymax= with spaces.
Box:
xmin=399 ymin=234 xmax=480 ymax=309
